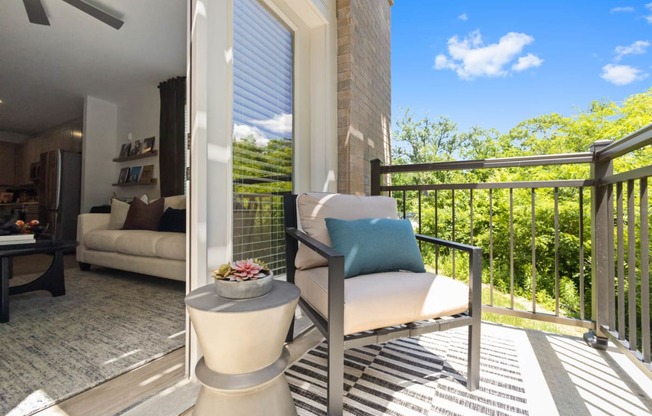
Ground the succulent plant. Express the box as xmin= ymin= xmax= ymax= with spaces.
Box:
xmin=212 ymin=258 xmax=269 ymax=281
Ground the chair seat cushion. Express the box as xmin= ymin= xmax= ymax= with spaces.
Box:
xmin=295 ymin=267 xmax=470 ymax=335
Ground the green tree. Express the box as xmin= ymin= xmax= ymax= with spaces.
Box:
xmin=391 ymin=87 xmax=652 ymax=317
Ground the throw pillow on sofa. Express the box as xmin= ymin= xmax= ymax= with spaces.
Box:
xmin=158 ymin=208 xmax=186 ymax=233
xmin=108 ymin=198 xmax=130 ymax=230
xmin=122 ymin=197 xmax=164 ymax=231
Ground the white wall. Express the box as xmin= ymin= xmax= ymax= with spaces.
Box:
xmin=116 ymin=86 xmax=161 ymax=201
xmin=81 ymin=87 xmax=162 ymax=212
xmin=81 ymin=96 xmax=117 ymax=212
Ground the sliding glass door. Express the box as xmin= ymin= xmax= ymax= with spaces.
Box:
xmin=232 ymin=0 xmax=293 ymax=277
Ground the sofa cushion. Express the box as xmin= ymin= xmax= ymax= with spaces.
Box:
xmin=155 ymin=233 xmax=185 ymax=260
xmin=84 ymin=229 xmax=185 ymax=261
xmin=164 ymin=195 xmax=186 ymax=210
xmin=84 ymin=229 xmax=124 ymax=252
xmin=122 ymin=197 xmax=164 ymax=231
xmin=325 ymin=217 xmax=425 ymax=278
xmin=295 ymin=193 xmax=398 ymax=270
xmin=295 ymin=267 xmax=470 ymax=335
xmin=114 ymin=230 xmax=165 ymax=257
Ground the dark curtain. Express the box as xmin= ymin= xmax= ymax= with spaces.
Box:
xmin=158 ymin=76 xmax=186 ymax=197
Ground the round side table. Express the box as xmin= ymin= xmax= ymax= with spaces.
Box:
xmin=185 ymin=280 xmax=300 ymax=416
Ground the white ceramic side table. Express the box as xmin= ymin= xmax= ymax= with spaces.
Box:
xmin=185 ymin=280 xmax=300 ymax=416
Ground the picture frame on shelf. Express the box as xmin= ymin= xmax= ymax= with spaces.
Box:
xmin=139 ymin=165 xmax=154 ymax=183
xmin=118 ymin=167 xmax=130 ymax=184
xmin=142 ymin=137 xmax=155 ymax=154
xmin=130 ymin=140 xmax=142 ymax=156
xmin=128 ymin=166 xmax=142 ymax=183
xmin=119 ymin=143 xmax=131 ymax=158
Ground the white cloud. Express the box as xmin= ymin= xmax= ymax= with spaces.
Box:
xmin=512 ymin=53 xmax=544 ymax=71
xmin=233 ymin=124 xmax=269 ymax=146
xmin=646 ymin=3 xmax=652 ymax=23
xmin=614 ymin=40 xmax=650 ymax=61
xmin=249 ymin=113 xmax=292 ymax=135
xmin=601 ymin=64 xmax=648 ymax=85
xmin=610 ymin=6 xmax=635 ymax=13
xmin=434 ymin=30 xmax=542 ymax=79
xmin=458 ymin=13 xmax=468 ymax=21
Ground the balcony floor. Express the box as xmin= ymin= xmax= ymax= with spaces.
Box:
xmin=37 ymin=321 xmax=652 ymax=416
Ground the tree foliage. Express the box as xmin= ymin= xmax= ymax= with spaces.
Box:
xmin=392 ymin=88 xmax=652 ymax=317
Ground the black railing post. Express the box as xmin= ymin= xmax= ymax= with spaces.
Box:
xmin=586 ymin=140 xmax=614 ymax=349
xmin=371 ymin=159 xmax=381 ymax=196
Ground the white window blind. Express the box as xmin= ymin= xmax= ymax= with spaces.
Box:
xmin=232 ymin=0 xmax=293 ymax=277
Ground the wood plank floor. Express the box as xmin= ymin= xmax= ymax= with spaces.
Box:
xmin=35 ymin=348 xmax=189 ymax=416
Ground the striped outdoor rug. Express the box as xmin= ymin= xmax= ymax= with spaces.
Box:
xmin=287 ymin=326 xmax=542 ymax=416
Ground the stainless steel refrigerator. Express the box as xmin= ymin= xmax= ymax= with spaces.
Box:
xmin=38 ymin=149 xmax=81 ymax=241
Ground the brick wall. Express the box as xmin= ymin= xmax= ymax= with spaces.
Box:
xmin=337 ymin=0 xmax=392 ymax=195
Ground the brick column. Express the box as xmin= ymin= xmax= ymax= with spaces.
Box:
xmin=337 ymin=0 xmax=392 ymax=195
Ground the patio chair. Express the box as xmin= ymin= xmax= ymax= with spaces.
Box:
xmin=284 ymin=193 xmax=482 ymax=415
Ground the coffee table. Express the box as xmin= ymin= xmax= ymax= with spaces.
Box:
xmin=0 ymin=239 xmax=77 ymax=323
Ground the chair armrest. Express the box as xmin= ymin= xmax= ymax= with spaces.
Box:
xmin=286 ymin=227 xmax=342 ymax=260
xmin=415 ymin=234 xmax=479 ymax=254
xmin=285 ymin=227 xmax=345 ymax=342
xmin=415 ymin=233 xmax=482 ymax=321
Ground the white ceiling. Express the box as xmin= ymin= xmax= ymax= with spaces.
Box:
xmin=0 ymin=0 xmax=186 ymax=142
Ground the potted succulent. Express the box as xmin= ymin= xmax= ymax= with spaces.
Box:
xmin=211 ymin=258 xmax=273 ymax=299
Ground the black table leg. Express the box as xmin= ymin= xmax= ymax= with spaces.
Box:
xmin=9 ymin=250 xmax=66 ymax=297
xmin=1 ymin=257 xmax=10 ymax=323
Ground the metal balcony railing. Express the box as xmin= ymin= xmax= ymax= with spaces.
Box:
xmin=371 ymin=124 xmax=652 ymax=374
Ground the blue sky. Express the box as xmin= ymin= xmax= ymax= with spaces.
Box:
xmin=392 ymin=1 xmax=652 ymax=134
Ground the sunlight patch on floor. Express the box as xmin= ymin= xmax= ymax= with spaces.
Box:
xmin=9 ymin=390 xmax=57 ymax=416
xmin=102 ymin=349 xmax=140 ymax=365
xmin=168 ymin=330 xmax=185 ymax=339
xmin=139 ymin=362 xmax=184 ymax=387
xmin=548 ymin=335 xmax=650 ymax=416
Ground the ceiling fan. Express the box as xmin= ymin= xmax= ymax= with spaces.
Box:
xmin=23 ymin=0 xmax=124 ymax=30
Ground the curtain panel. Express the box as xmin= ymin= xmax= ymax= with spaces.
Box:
xmin=158 ymin=76 xmax=186 ymax=197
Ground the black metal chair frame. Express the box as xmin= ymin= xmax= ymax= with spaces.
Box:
xmin=284 ymin=194 xmax=482 ymax=416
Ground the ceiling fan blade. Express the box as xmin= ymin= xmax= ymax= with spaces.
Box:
xmin=23 ymin=0 xmax=50 ymax=26
xmin=61 ymin=0 xmax=124 ymax=30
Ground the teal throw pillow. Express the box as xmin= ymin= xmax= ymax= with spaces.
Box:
xmin=325 ymin=218 xmax=425 ymax=278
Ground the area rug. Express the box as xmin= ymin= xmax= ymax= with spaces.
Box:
xmin=286 ymin=325 xmax=553 ymax=416
xmin=0 ymin=268 xmax=185 ymax=416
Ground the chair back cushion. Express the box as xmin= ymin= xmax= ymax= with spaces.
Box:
xmin=325 ymin=218 xmax=425 ymax=278
xmin=295 ymin=193 xmax=398 ymax=270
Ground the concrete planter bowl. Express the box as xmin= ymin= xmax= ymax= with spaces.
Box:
xmin=214 ymin=272 xmax=273 ymax=300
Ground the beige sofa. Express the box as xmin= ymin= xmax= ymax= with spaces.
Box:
xmin=76 ymin=196 xmax=186 ymax=281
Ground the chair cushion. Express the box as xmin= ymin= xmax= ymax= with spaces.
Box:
xmin=325 ymin=218 xmax=425 ymax=278
xmin=295 ymin=193 xmax=398 ymax=270
xmin=295 ymin=267 xmax=470 ymax=335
